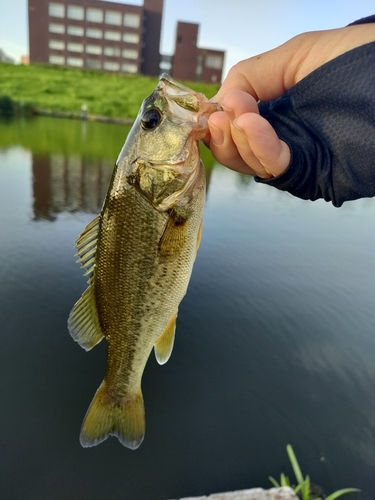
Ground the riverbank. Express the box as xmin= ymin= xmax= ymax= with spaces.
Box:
xmin=0 ymin=62 xmax=219 ymax=120
xmin=36 ymin=108 xmax=134 ymax=125
xmin=172 ymin=487 xmax=298 ymax=500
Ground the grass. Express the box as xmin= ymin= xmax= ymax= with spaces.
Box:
xmin=269 ymin=445 xmax=360 ymax=500
xmin=0 ymin=62 xmax=219 ymax=119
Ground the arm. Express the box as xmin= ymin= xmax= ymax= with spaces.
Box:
xmin=206 ymin=21 xmax=375 ymax=205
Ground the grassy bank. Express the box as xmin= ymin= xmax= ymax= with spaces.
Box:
xmin=0 ymin=63 xmax=219 ymax=119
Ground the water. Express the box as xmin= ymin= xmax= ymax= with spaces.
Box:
xmin=1 ymin=116 xmax=374 ymax=500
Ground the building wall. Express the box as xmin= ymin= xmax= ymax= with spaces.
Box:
xmin=141 ymin=0 xmax=163 ymax=76
xmin=171 ymin=22 xmax=198 ymax=82
xmin=29 ymin=0 xmax=50 ymax=63
xmin=198 ymin=48 xmax=224 ymax=84
xmin=28 ymin=0 xmax=163 ymax=75
xmin=171 ymin=21 xmax=224 ymax=83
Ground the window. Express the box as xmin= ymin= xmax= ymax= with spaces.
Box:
xmin=86 ymin=28 xmax=102 ymax=39
xmin=105 ymin=11 xmax=122 ymax=25
xmin=122 ymin=49 xmax=138 ymax=60
xmin=49 ymin=23 xmax=65 ymax=34
xmin=49 ymin=55 xmax=65 ymax=64
xmin=104 ymin=30 xmax=121 ymax=41
xmin=67 ymin=26 xmax=84 ymax=36
xmin=67 ymin=5 xmax=84 ymax=21
xmin=160 ymin=60 xmax=171 ymax=71
xmin=67 ymin=42 xmax=83 ymax=53
xmin=205 ymin=55 xmax=223 ymax=70
xmin=195 ymin=54 xmax=203 ymax=77
xmin=86 ymin=45 xmax=102 ymax=55
xmin=85 ymin=59 xmax=101 ymax=69
xmin=122 ymin=63 xmax=137 ymax=73
xmin=104 ymin=47 xmax=120 ymax=57
xmin=103 ymin=61 xmax=120 ymax=71
xmin=49 ymin=39 xmax=65 ymax=50
xmin=86 ymin=8 xmax=103 ymax=23
xmin=123 ymin=13 xmax=140 ymax=28
xmin=67 ymin=57 xmax=83 ymax=67
xmin=49 ymin=3 xmax=64 ymax=18
xmin=123 ymin=33 xmax=139 ymax=44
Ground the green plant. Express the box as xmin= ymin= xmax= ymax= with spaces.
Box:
xmin=0 ymin=62 xmax=219 ymax=119
xmin=269 ymin=444 xmax=360 ymax=500
xmin=0 ymin=95 xmax=14 ymax=115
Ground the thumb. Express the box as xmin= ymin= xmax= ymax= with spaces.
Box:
xmin=234 ymin=112 xmax=291 ymax=178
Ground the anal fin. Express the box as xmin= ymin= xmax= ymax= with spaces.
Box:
xmin=154 ymin=312 xmax=177 ymax=365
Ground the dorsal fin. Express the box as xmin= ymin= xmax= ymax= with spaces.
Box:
xmin=75 ymin=215 xmax=100 ymax=282
xmin=68 ymin=214 xmax=104 ymax=351
xmin=68 ymin=285 xmax=104 ymax=351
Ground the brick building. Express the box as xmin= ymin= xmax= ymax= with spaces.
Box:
xmin=171 ymin=22 xmax=224 ymax=84
xmin=28 ymin=0 xmax=163 ymax=75
xmin=28 ymin=0 xmax=225 ymax=82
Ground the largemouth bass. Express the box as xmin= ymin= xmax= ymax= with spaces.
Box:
xmin=68 ymin=74 xmax=220 ymax=449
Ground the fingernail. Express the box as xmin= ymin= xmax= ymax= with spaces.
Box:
xmin=209 ymin=123 xmax=224 ymax=146
xmin=222 ymin=104 xmax=235 ymax=122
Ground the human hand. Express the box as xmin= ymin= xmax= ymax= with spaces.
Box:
xmin=206 ymin=23 xmax=375 ymax=177
xmin=208 ymin=90 xmax=290 ymax=177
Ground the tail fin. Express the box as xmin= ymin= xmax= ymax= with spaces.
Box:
xmin=79 ymin=381 xmax=145 ymax=450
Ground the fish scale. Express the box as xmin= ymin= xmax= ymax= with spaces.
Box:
xmin=68 ymin=74 xmax=220 ymax=449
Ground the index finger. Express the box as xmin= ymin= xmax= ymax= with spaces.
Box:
xmin=214 ymin=52 xmax=289 ymax=104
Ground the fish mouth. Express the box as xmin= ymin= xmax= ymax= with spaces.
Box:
xmin=158 ymin=73 xmax=201 ymax=113
xmin=136 ymin=138 xmax=192 ymax=171
xmin=148 ymin=152 xmax=190 ymax=169
xmin=158 ymin=73 xmax=197 ymax=96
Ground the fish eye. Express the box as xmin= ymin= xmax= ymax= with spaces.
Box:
xmin=141 ymin=108 xmax=162 ymax=130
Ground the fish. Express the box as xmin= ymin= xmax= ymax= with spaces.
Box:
xmin=68 ymin=73 xmax=220 ymax=449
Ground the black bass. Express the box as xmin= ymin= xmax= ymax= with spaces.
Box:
xmin=68 ymin=74 xmax=220 ymax=449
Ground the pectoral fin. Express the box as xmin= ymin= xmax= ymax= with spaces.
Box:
xmin=154 ymin=312 xmax=177 ymax=365
xmin=158 ymin=212 xmax=187 ymax=257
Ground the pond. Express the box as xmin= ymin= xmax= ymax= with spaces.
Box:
xmin=1 ymin=116 xmax=375 ymax=500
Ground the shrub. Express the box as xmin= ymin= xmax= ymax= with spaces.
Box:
xmin=0 ymin=95 xmax=14 ymax=115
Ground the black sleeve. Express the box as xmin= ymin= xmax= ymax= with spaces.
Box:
xmin=256 ymin=27 xmax=375 ymax=207
xmin=349 ymin=15 xmax=375 ymax=25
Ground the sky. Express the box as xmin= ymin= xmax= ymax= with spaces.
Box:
xmin=0 ymin=0 xmax=374 ymax=77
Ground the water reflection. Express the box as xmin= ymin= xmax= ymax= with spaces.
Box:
xmin=21 ymin=115 xmax=215 ymax=221
xmin=1 ymin=117 xmax=375 ymax=500
xmin=30 ymin=152 xmax=215 ymax=220
xmin=32 ymin=153 xmax=114 ymax=220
